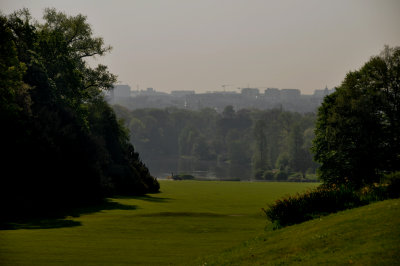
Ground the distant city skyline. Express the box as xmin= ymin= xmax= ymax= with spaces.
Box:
xmin=2 ymin=0 xmax=400 ymax=94
xmin=113 ymin=84 xmax=331 ymax=95
xmin=109 ymin=84 xmax=335 ymax=113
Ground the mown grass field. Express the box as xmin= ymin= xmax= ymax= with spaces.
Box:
xmin=198 ymin=198 xmax=400 ymax=265
xmin=0 ymin=181 xmax=316 ymax=265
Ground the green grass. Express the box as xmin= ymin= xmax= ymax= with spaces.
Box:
xmin=0 ymin=181 xmax=315 ymax=265
xmin=197 ymin=198 xmax=400 ymax=265
xmin=2 ymin=181 xmax=398 ymax=265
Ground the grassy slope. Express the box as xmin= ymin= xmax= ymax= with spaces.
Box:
xmin=197 ymin=198 xmax=400 ymax=266
xmin=0 ymin=181 xmax=315 ymax=265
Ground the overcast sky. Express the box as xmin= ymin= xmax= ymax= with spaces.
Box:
xmin=2 ymin=0 xmax=400 ymax=94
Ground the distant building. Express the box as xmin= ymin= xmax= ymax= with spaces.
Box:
xmin=264 ymin=88 xmax=281 ymax=100
xmin=241 ymin=88 xmax=259 ymax=97
xmin=108 ymin=85 xmax=131 ymax=103
xmin=207 ymin=91 xmax=238 ymax=95
xmin=171 ymin=90 xmax=195 ymax=97
xmin=113 ymin=85 xmax=131 ymax=98
xmin=130 ymin=87 xmax=168 ymax=97
xmin=142 ymin=87 xmax=167 ymax=95
xmin=313 ymin=86 xmax=335 ymax=97
xmin=108 ymin=83 xmax=331 ymax=113
xmin=281 ymin=89 xmax=300 ymax=101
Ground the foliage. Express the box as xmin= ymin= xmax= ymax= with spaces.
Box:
xmin=264 ymin=177 xmax=400 ymax=228
xmin=263 ymin=185 xmax=365 ymax=228
xmin=287 ymin=172 xmax=304 ymax=182
xmin=171 ymin=174 xmax=195 ymax=180
xmin=274 ymin=170 xmax=289 ymax=181
xmin=0 ymin=9 xmax=158 ymax=221
xmin=268 ymin=46 xmax=400 ymax=228
xmin=313 ymin=46 xmax=400 ymax=187
xmin=113 ymin=105 xmax=317 ymax=179
xmin=288 ymin=124 xmax=311 ymax=176
xmin=253 ymin=169 xmax=265 ymax=180
xmin=262 ymin=170 xmax=275 ymax=180
xmin=383 ymin=171 xmax=400 ymax=198
xmin=253 ymin=119 xmax=269 ymax=170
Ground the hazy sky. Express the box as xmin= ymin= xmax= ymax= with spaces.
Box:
xmin=2 ymin=0 xmax=400 ymax=94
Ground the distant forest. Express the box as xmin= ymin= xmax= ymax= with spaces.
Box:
xmin=113 ymin=105 xmax=318 ymax=181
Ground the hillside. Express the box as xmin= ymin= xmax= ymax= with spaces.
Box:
xmin=197 ymin=198 xmax=400 ymax=265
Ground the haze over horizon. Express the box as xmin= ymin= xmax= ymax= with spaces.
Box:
xmin=2 ymin=0 xmax=400 ymax=94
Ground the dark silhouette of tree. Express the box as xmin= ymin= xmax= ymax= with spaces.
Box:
xmin=0 ymin=9 xmax=159 ymax=221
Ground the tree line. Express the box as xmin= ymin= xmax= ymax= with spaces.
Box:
xmin=0 ymin=9 xmax=159 ymax=221
xmin=113 ymin=105 xmax=318 ymax=181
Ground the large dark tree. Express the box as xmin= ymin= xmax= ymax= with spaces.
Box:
xmin=313 ymin=46 xmax=400 ymax=187
xmin=0 ymin=9 xmax=159 ymax=220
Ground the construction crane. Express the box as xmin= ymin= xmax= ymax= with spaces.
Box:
xmin=221 ymin=84 xmax=233 ymax=92
xmin=236 ymin=86 xmax=271 ymax=90
xmin=236 ymin=84 xmax=252 ymax=91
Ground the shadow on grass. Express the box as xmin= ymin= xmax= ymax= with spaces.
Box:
xmin=114 ymin=194 xmax=172 ymax=203
xmin=1 ymin=200 xmax=137 ymax=230
xmin=2 ymin=219 xmax=82 ymax=230
xmin=138 ymin=212 xmax=225 ymax=217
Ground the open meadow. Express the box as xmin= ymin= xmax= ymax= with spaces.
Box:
xmin=0 ymin=181 xmax=316 ymax=265
xmin=2 ymin=4 xmax=400 ymax=266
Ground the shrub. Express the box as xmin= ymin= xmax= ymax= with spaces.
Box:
xmin=384 ymin=171 xmax=400 ymax=199
xmin=274 ymin=170 xmax=288 ymax=181
xmin=358 ymin=183 xmax=388 ymax=202
xmin=264 ymin=176 xmax=400 ymax=229
xmin=254 ymin=169 xmax=265 ymax=180
xmin=263 ymin=184 xmax=366 ymax=228
xmin=172 ymin=174 xmax=195 ymax=180
xmin=263 ymin=170 xmax=275 ymax=180
xmin=288 ymin=172 xmax=303 ymax=182
xmin=359 ymin=172 xmax=400 ymax=201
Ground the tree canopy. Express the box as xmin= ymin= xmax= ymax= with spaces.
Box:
xmin=313 ymin=46 xmax=400 ymax=187
xmin=113 ymin=105 xmax=318 ymax=181
xmin=0 ymin=9 xmax=159 ymax=220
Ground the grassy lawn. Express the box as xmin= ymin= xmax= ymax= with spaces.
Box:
xmin=197 ymin=198 xmax=400 ymax=265
xmin=0 ymin=181 xmax=316 ymax=265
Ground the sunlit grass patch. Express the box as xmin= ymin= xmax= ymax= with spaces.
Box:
xmin=0 ymin=181 xmax=315 ymax=265
xmin=198 ymin=198 xmax=400 ymax=265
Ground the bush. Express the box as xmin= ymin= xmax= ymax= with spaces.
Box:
xmin=274 ymin=170 xmax=288 ymax=181
xmin=172 ymin=174 xmax=195 ymax=180
xmin=288 ymin=172 xmax=303 ymax=182
xmin=254 ymin=169 xmax=265 ymax=180
xmin=263 ymin=184 xmax=366 ymax=228
xmin=359 ymin=172 xmax=400 ymax=201
xmin=384 ymin=171 xmax=400 ymax=198
xmin=263 ymin=176 xmax=400 ymax=229
xmin=263 ymin=170 xmax=275 ymax=180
